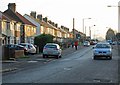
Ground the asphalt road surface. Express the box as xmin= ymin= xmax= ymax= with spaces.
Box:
xmin=2 ymin=46 xmax=119 ymax=84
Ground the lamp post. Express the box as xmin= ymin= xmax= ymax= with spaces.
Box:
xmin=82 ymin=18 xmax=91 ymax=42
xmin=89 ymin=25 xmax=96 ymax=39
xmin=82 ymin=18 xmax=91 ymax=34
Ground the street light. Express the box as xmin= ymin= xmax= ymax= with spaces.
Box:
xmin=89 ymin=25 xmax=96 ymax=39
xmin=82 ymin=18 xmax=91 ymax=34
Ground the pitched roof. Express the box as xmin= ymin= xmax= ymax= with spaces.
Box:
xmin=3 ymin=9 xmax=36 ymax=27
xmin=3 ymin=9 xmax=22 ymax=22
xmin=0 ymin=11 xmax=10 ymax=21
xmin=16 ymin=12 xmax=36 ymax=27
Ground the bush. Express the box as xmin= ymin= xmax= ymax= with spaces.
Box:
xmin=34 ymin=34 xmax=54 ymax=52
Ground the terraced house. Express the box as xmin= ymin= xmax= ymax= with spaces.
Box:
xmin=3 ymin=3 xmax=36 ymax=44
xmin=24 ymin=11 xmax=73 ymax=43
xmin=0 ymin=11 xmax=14 ymax=45
xmin=1 ymin=3 xmax=74 ymax=45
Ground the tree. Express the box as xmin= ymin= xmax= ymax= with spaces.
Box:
xmin=34 ymin=34 xmax=54 ymax=52
xmin=116 ymin=33 xmax=120 ymax=41
xmin=106 ymin=28 xmax=115 ymax=41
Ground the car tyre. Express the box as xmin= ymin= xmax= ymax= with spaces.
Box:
xmin=43 ymin=55 xmax=46 ymax=58
xmin=109 ymin=56 xmax=112 ymax=60
xmin=93 ymin=56 xmax=97 ymax=60
xmin=59 ymin=55 xmax=62 ymax=58
xmin=55 ymin=55 xmax=59 ymax=59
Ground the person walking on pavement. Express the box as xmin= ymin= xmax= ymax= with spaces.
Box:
xmin=71 ymin=41 xmax=74 ymax=48
xmin=74 ymin=40 xmax=78 ymax=50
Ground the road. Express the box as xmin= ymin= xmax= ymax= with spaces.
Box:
xmin=2 ymin=45 xmax=119 ymax=84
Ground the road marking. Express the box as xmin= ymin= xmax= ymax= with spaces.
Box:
xmin=36 ymin=59 xmax=46 ymax=61
xmin=28 ymin=61 xmax=38 ymax=63
xmin=64 ymin=68 xmax=71 ymax=70
xmin=64 ymin=67 xmax=72 ymax=70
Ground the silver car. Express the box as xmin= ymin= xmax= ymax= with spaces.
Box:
xmin=19 ymin=43 xmax=36 ymax=54
xmin=43 ymin=43 xmax=62 ymax=59
xmin=83 ymin=41 xmax=90 ymax=47
xmin=93 ymin=43 xmax=112 ymax=60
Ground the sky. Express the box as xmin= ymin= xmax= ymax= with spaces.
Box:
xmin=0 ymin=0 xmax=120 ymax=39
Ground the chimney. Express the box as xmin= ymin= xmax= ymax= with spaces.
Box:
xmin=43 ymin=17 xmax=48 ymax=22
xmin=30 ymin=11 xmax=36 ymax=19
xmin=48 ymin=20 xmax=52 ymax=24
xmin=51 ymin=22 xmax=55 ymax=26
xmin=8 ymin=3 xmax=16 ymax=12
xmin=37 ymin=14 xmax=42 ymax=20
xmin=61 ymin=25 xmax=64 ymax=29
xmin=55 ymin=23 xmax=58 ymax=28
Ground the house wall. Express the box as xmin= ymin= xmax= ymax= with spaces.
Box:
xmin=1 ymin=20 xmax=9 ymax=44
xmin=40 ymin=26 xmax=44 ymax=34
xmin=9 ymin=21 xmax=15 ymax=44
xmin=15 ymin=23 xmax=21 ymax=44
xmin=24 ymin=15 xmax=41 ymax=36
xmin=24 ymin=25 xmax=36 ymax=44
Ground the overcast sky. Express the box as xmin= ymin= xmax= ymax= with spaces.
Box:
xmin=0 ymin=0 xmax=119 ymax=38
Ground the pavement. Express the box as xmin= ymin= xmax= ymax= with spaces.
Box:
xmin=1 ymin=45 xmax=85 ymax=73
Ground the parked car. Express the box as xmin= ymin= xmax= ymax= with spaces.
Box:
xmin=90 ymin=40 xmax=98 ymax=45
xmin=112 ymin=41 xmax=117 ymax=45
xmin=19 ymin=43 xmax=36 ymax=54
xmin=83 ymin=41 xmax=90 ymax=47
xmin=43 ymin=43 xmax=62 ymax=59
xmin=117 ymin=41 xmax=120 ymax=45
xmin=93 ymin=43 xmax=112 ymax=60
xmin=107 ymin=40 xmax=112 ymax=45
xmin=4 ymin=44 xmax=27 ymax=53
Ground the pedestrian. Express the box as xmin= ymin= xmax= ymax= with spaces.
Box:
xmin=71 ymin=42 xmax=74 ymax=48
xmin=74 ymin=41 xmax=78 ymax=50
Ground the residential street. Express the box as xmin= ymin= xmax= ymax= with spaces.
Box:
xmin=2 ymin=45 xmax=119 ymax=84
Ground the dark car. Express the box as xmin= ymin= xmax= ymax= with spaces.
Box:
xmin=5 ymin=44 xmax=27 ymax=52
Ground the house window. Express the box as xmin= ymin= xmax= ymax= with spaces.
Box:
xmin=7 ymin=22 xmax=10 ymax=30
xmin=16 ymin=24 xmax=20 ymax=31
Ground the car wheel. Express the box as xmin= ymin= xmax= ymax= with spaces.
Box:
xmin=109 ymin=56 xmax=112 ymax=60
xmin=31 ymin=53 xmax=35 ymax=55
xmin=59 ymin=55 xmax=62 ymax=58
xmin=93 ymin=56 xmax=97 ymax=60
xmin=43 ymin=55 xmax=46 ymax=58
xmin=55 ymin=55 xmax=59 ymax=59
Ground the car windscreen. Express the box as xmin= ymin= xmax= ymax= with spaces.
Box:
xmin=95 ymin=44 xmax=110 ymax=48
xmin=45 ymin=45 xmax=57 ymax=48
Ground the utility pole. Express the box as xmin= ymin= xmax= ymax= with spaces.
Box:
xmin=73 ymin=18 xmax=75 ymax=40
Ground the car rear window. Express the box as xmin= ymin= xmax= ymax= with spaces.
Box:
xmin=19 ymin=44 xmax=26 ymax=47
xmin=96 ymin=44 xmax=110 ymax=48
xmin=45 ymin=45 xmax=57 ymax=48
